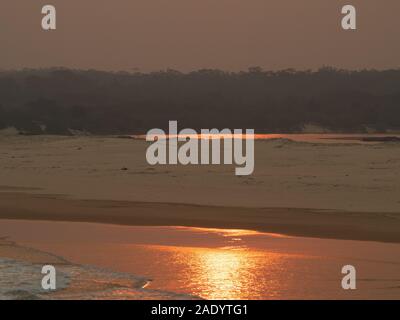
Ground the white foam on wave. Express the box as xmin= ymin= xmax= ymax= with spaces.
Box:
xmin=0 ymin=256 xmax=196 ymax=300
xmin=0 ymin=258 xmax=70 ymax=300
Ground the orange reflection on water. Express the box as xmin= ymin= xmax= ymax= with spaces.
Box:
xmin=177 ymin=226 xmax=262 ymax=237
xmin=175 ymin=226 xmax=292 ymax=239
xmin=147 ymin=244 xmax=289 ymax=300
xmin=193 ymin=247 xmax=258 ymax=300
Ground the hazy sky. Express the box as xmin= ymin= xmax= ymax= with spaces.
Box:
xmin=1 ymin=0 xmax=399 ymax=71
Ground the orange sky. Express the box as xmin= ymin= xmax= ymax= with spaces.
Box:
xmin=1 ymin=0 xmax=399 ymax=71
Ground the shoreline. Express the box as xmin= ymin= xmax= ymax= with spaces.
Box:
xmin=1 ymin=192 xmax=399 ymax=243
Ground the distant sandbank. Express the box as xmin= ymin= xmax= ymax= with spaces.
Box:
xmin=0 ymin=135 xmax=399 ymax=243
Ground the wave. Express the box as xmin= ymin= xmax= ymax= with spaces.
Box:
xmin=0 ymin=250 xmax=196 ymax=300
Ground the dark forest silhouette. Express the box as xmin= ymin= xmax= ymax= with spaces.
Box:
xmin=0 ymin=67 xmax=399 ymax=134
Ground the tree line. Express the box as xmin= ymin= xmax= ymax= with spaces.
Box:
xmin=0 ymin=67 xmax=399 ymax=135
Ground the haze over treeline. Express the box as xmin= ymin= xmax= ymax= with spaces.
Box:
xmin=0 ymin=68 xmax=400 ymax=134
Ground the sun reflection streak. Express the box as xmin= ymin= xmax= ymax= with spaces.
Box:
xmin=125 ymin=227 xmax=299 ymax=299
xmin=147 ymin=244 xmax=287 ymax=300
xmin=194 ymin=248 xmax=255 ymax=300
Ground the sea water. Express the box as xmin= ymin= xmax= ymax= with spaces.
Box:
xmin=0 ymin=221 xmax=399 ymax=300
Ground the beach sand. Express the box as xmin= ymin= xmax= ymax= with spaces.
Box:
xmin=0 ymin=135 xmax=400 ymax=243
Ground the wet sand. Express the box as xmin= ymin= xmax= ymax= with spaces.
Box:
xmin=0 ymin=192 xmax=400 ymax=243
